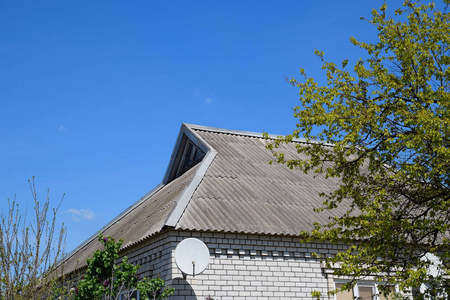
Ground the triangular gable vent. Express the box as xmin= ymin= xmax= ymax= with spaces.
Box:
xmin=163 ymin=124 xmax=208 ymax=184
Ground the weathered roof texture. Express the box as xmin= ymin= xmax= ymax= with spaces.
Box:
xmin=61 ymin=123 xmax=344 ymax=274
xmin=62 ymin=163 xmax=200 ymax=274
xmin=176 ymin=125 xmax=346 ymax=235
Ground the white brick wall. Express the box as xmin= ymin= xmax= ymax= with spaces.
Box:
xmin=69 ymin=230 xmax=412 ymax=300
xmin=164 ymin=230 xmax=338 ymax=300
xmin=67 ymin=230 xmax=339 ymax=299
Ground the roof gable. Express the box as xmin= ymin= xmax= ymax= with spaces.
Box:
xmin=61 ymin=124 xmax=214 ymax=273
xmin=162 ymin=124 xmax=210 ymax=184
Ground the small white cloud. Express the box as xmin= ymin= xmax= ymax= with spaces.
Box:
xmin=66 ymin=208 xmax=95 ymax=222
xmin=58 ymin=125 xmax=67 ymax=132
xmin=205 ymin=98 xmax=212 ymax=104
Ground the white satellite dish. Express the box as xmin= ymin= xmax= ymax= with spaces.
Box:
xmin=175 ymin=238 xmax=210 ymax=276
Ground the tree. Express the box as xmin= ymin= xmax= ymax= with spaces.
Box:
xmin=267 ymin=0 xmax=450 ymax=298
xmin=74 ymin=234 xmax=174 ymax=300
xmin=0 ymin=177 xmax=67 ymax=299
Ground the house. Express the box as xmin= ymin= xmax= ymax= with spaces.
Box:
xmin=61 ymin=123 xmax=405 ymax=300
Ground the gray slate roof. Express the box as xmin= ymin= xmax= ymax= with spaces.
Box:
xmin=61 ymin=123 xmax=345 ymax=274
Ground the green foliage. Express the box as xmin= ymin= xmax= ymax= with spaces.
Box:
xmin=0 ymin=177 xmax=67 ymax=300
xmin=268 ymin=0 xmax=450 ymax=298
xmin=137 ymin=277 xmax=175 ymax=300
xmin=311 ymin=290 xmax=322 ymax=300
xmin=74 ymin=234 xmax=174 ymax=300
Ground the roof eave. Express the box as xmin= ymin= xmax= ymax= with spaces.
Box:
xmin=56 ymin=182 xmax=165 ymax=267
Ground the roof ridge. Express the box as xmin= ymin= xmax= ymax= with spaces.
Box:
xmin=184 ymin=123 xmax=286 ymax=140
xmin=183 ymin=123 xmax=333 ymax=146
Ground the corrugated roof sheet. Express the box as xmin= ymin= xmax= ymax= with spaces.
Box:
xmin=60 ymin=123 xmax=348 ymax=274
xmin=176 ymin=128 xmax=347 ymax=235
xmin=61 ymin=163 xmax=200 ymax=274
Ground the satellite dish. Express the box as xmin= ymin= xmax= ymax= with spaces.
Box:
xmin=175 ymin=238 xmax=210 ymax=276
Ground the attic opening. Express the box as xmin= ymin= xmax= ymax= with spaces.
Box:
xmin=166 ymin=134 xmax=206 ymax=183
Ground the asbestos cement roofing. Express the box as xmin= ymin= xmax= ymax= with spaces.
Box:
xmin=61 ymin=163 xmax=200 ymax=274
xmin=175 ymin=125 xmax=346 ymax=235
xmin=60 ymin=123 xmax=346 ymax=274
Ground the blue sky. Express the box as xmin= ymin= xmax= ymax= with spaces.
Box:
xmin=0 ymin=0 xmax=403 ymax=253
